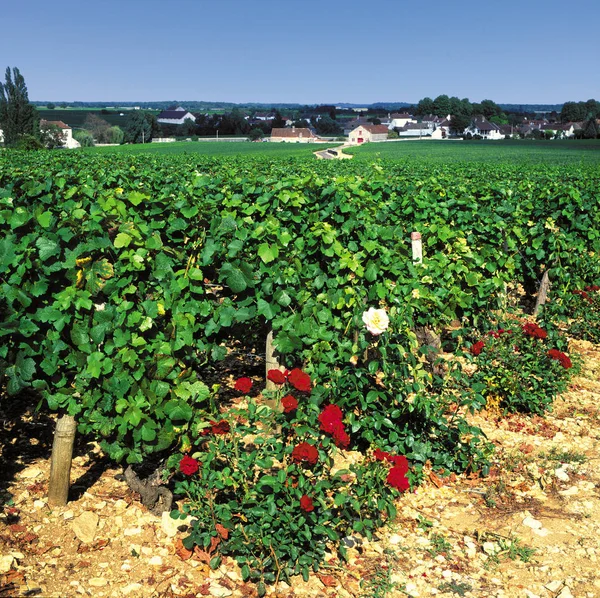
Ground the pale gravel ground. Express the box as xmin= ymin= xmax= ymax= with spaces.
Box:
xmin=1 ymin=339 xmax=598 ymax=598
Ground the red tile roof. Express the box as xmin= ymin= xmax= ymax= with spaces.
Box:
xmin=270 ymin=127 xmax=316 ymax=138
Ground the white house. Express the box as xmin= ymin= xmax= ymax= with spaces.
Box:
xmin=464 ymin=116 xmax=504 ymax=140
xmin=348 ymin=124 xmax=388 ymax=144
xmin=40 ymin=120 xmax=80 ymax=148
xmin=157 ymin=107 xmax=196 ymax=125
xmin=388 ymin=112 xmax=416 ymax=130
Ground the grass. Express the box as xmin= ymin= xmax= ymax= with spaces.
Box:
xmin=344 ymin=138 xmax=600 ymax=165
xmin=86 ymin=140 xmax=337 ymax=157
xmin=540 ymin=446 xmax=587 ymax=465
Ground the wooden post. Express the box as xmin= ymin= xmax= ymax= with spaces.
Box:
xmin=265 ymin=330 xmax=285 ymax=392
xmin=48 ymin=414 xmax=77 ymax=506
xmin=534 ymin=270 xmax=551 ymax=316
xmin=411 ymin=231 xmax=422 ymax=263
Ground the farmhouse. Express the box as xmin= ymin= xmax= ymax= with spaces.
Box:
xmin=388 ymin=113 xmax=416 ymax=129
xmin=157 ymin=107 xmax=196 ymax=125
xmin=348 ymin=124 xmax=388 ymax=144
xmin=40 ymin=120 xmax=80 ymax=148
xmin=270 ymin=127 xmax=318 ymax=142
xmin=464 ymin=116 xmax=504 ymax=140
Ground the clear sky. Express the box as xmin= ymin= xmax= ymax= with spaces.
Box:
xmin=2 ymin=0 xmax=598 ymax=105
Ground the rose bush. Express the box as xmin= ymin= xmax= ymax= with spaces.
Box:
xmin=464 ymin=318 xmax=578 ymax=414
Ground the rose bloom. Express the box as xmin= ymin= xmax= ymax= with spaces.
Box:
xmin=373 ymin=448 xmax=391 ymax=462
xmin=234 ymin=377 xmax=253 ymax=393
xmin=470 ymin=340 xmax=485 ymax=356
xmin=362 ymin=307 xmax=390 ymax=336
xmin=547 ymin=349 xmax=572 ymax=369
xmin=318 ymin=404 xmax=344 ymax=434
xmin=288 ymin=368 xmax=311 ymax=392
xmin=291 ymin=442 xmax=319 ymax=466
xmin=299 ymin=495 xmax=315 ymax=512
xmin=211 ymin=420 xmax=230 ymax=435
xmin=281 ymin=394 xmax=298 ymax=413
xmin=179 ymin=454 xmax=199 ymax=476
xmin=331 ymin=421 xmax=350 ymax=450
xmin=522 ymin=322 xmax=547 ymax=339
xmin=387 ymin=464 xmax=410 ymax=491
xmin=267 ymin=369 xmax=287 ymax=385
xmin=387 ymin=454 xmax=409 ymax=473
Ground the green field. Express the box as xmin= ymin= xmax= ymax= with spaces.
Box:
xmin=81 ymin=137 xmax=600 ymax=164
xmin=86 ymin=140 xmax=336 ymax=157
xmin=346 ymin=139 xmax=600 ymax=164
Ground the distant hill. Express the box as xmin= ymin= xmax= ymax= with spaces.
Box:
xmin=31 ymin=100 xmax=565 ymax=114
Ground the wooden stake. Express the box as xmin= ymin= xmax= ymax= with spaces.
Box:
xmin=411 ymin=231 xmax=422 ymax=263
xmin=534 ymin=270 xmax=551 ymax=316
xmin=48 ymin=414 xmax=77 ymax=506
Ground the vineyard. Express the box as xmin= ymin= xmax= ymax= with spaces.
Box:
xmin=1 ymin=149 xmax=600 ymax=595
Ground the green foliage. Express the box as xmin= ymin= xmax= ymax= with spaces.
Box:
xmin=539 ymin=285 xmax=600 ymax=343
xmin=464 ymin=319 xmax=577 ymax=414
xmin=73 ymin=129 xmax=95 ymax=147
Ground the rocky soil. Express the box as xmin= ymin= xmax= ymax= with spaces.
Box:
xmin=1 ymin=339 xmax=599 ymax=598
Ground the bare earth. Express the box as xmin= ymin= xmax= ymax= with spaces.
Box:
xmin=1 ymin=338 xmax=599 ymax=598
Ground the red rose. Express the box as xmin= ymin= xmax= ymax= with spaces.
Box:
xmin=234 ymin=377 xmax=253 ymax=393
xmin=547 ymin=349 xmax=572 ymax=369
xmin=179 ymin=454 xmax=199 ymax=476
xmin=522 ymin=322 xmax=547 ymax=339
xmin=288 ymin=368 xmax=311 ymax=392
xmin=387 ymin=455 xmax=409 ymax=473
xmin=470 ymin=340 xmax=485 ymax=356
xmin=267 ymin=369 xmax=287 ymax=385
xmin=299 ymin=495 xmax=315 ymax=512
xmin=318 ymin=404 xmax=344 ymax=434
xmin=373 ymin=448 xmax=391 ymax=462
xmin=291 ymin=442 xmax=319 ymax=466
xmin=211 ymin=420 xmax=230 ymax=434
xmin=387 ymin=464 xmax=410 ymax=491
xmin=281 ymin=394 xmax=298 ymax=413
xmin=331 ymin=421 xmax=350 ymax=449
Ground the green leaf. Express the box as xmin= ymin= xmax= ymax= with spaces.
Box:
xmin=164 ymin=400 xmax=193 ymax=422
xmin=36 ymin=237 xmax=59 ymax=262
xmin=258 ymin=243 xmax=279 ymax=264
xmin=36 ymin=211 xmax=53 ymax=228
xmin=86 ymin=352 xmax=105 ymax=378
xmin=114 ymin=233 xmax=132 ymax=248
xmin=127 ymin=191 xmax=147 ymax=206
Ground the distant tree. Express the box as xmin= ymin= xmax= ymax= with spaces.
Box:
xmin=39 ymin=123 xmax=65 ymax=149
xmin=291 ymin=119 xmax=310 ymax=128
xmin=560 ymin=101 xmax=587 ymax=123
xmin=248 ymin=128 xmax=264 ymax=141
xmin=449 ymin=113 xmax=471 ymax=136
xmin=582 ymin=117 xmax=599 ymax=139
xmin=416 ymin=97 xmax=434 ymax=115
xmin=272 ymin=110 xmax=286 ymax=128
xmin=59 ymin=102 xmax=68 ymax=109
xmin=84 ymin=114 xmax=112 ymax=143
xmin=107 ymin=126 xmax=124 ymax=144
xmin=368 ymin=117 xmax=382 ymax=125
xmin=124 ymin=111 xmax=155 ymax=143
xmin=47 ymin=102 xmax=55 ymax=110
xmin=433 ymin=94 xmax=451 ymax=117
xmin=314 ymin=115 xmax=342 ymax=136
xmin=480 ymin=99 xmax=502 ymax=118
xmin=73 ymin=129 xmax=95 ymax=147
xmin=0 ymin=66 xmax=39 ymax=146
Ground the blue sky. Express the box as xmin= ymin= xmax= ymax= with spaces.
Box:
xmin=2 ymin=0 xmax=599 ymax=105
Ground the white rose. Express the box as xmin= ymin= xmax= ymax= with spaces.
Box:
xmin=362 ymin=308 xmax=389 ymax=336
